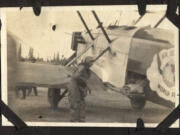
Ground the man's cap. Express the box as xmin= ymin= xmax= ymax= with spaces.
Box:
xmin=81 ymin=56 xmax=94 ymax=65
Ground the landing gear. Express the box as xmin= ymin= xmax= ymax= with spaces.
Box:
xmin=48 ymin=88 xmax=60 ymax=110
xmin=125 ymin=71 xmax=147 ymax=110
xmin=130 ymin=96 xmax=146 ymax=110
xmin=48 ymin=88 xmax=68 ymax=110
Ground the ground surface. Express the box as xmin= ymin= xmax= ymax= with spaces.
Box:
xmin=8 ymin=87 xmax=172 ymax=124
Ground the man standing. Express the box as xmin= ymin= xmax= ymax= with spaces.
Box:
xmin=68 ymin=56 xmax=94 ymax=122
xmin=27 ymin=86 xmax=38 ymax=96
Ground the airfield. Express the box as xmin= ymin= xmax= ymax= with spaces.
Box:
xmin=9 ymin=86 xmax=172 ymax=124
xmin=6 ymin=60 xmax=174 ymax=124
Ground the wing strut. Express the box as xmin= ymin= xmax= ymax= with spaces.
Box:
xmin=66 ymin=43 xmax=94 ymax=67
xmin=92 ymin=11 xmax=112 ymax=44
xmin=134 ymin=15 xmax=144 ymax=25
xmin=77 ymin=11 xmax=95 ymax=41
xmin=67 ymin=11 xmax=113 ymax=67
xmin=154 ymin=15 xmax=166 ymax=28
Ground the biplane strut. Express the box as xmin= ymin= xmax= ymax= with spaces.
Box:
xmin=92 ymin=10 xmax=112 ymax=44
xmin=67 ymin=11 xmax=114 ymax=66
xmin=77 ymin=11 xmax=95 ymax=41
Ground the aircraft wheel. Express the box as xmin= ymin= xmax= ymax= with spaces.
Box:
xmin=48 ymin=88 xmax=61 ymax=110
xmin=130 ymin=96 xmax=146 ymax=110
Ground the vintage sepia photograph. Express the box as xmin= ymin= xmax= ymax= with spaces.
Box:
xmin=1 ymin=6 xmax=179 ymax=127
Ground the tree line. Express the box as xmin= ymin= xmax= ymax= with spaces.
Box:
xmin=17 ymin=45 xmax=68 ymax=65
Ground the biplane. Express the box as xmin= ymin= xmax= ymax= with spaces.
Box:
xmin=7 ymin=10 xmax=175 ymax=110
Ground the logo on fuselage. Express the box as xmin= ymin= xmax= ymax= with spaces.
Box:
xmin=147 ymin=48 xmax=175 ymax=103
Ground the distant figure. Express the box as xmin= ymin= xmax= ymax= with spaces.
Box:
xmin=16 ymin=86 xmax=38 ymax=99
xmin=68 ymin=56 xmax=94 ymax=122
xmin=27 ymin=86 xmax=38 ymax=96
xmin=16 ymin=86 xmax=27 ymax=99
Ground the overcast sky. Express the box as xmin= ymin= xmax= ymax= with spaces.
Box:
xmin=5 ymin=6 xmax=176 ymax=60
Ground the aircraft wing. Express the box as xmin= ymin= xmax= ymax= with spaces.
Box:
xmin=15 ymin=62 xmax=106 ymax=91
xmin=15 ymin=62 xmax=72 ymax=88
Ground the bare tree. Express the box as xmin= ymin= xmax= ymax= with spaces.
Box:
xmin=17 ymin=44 xmax=22 ymax=61
xmin=28 ymin=47 xmax=36 ymax=63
